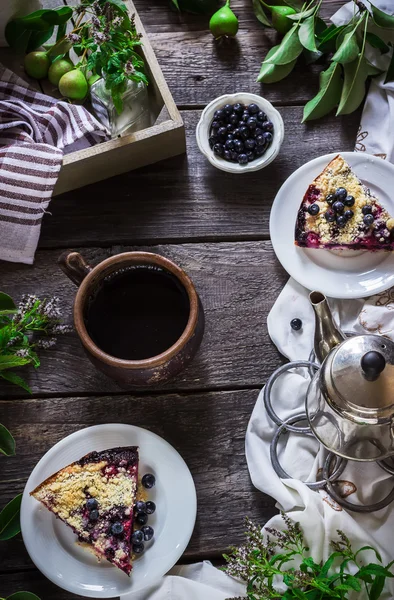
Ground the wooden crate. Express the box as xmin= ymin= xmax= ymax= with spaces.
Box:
xmin=0 ymin=0 xmax=186 ymax=196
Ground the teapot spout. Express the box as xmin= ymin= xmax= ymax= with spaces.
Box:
xmin=310 ymin=291 xmax=346 ymax=363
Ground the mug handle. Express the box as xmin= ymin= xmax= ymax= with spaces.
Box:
xmin=58 ymin=251 xmax=92 ymax=286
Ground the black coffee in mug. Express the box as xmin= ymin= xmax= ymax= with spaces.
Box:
xmin=85 ymin=265 xmax=190 ymax=360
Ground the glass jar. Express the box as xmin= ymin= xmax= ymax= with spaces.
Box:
xmin=90 ymin=78 xmax=151 ymax=138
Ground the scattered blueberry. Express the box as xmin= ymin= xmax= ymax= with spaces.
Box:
xmin=214 ymin=109 xmax=224 ymax=120
xmin=218 ymin=127 xmax=227 ymax=138
xmin=262 ymin=131 xmax=273 ymax=144
xmin=229 ymin=114 xmax=239 ymax=126
xmin=362 ymin=205 xmax=373 ymax=215
xmin=262 ymin=120 xmax=273 ymax=132
xmin=134 ymin=501 xmax=147 ymax=514
xmin=105 ymin=547 xmax=115 ymax=558
xmin=233 ymin=103 xmax=244 ymax=114
xmin=255 ymin=135 xmax=266 ymax=147
xmin=308 ymin=203 xmax=319 ymax=216
xmin=245 ymin=138 xmax=256 ymax=150
xmin=344 ymin=209 xmax=354 ymax=220
xmin=238 ymin=153 xmax=248 ymax=165
xmin=247 ymin=117 xmax=257 ymax=130
xmin=363 ymin=214 xmax=374 ymax=226
xmin=257 ymin=110 xmax=267 ymax=122
xmin=132 ymin=530 xmax=144 ymax=544
xmin=225 ymin=139 xmax=234 ymax=150
xmin=290 ymin=318 xmax=302 ymax=331
xmin=344 ymin=195 xmax=355 ymax=207
xmin=208 ymin=137 xmax=217 ymax=149
xmin=332 ymin=201 xmax=345 ymax=214
xmin=230 ymin=151 xmax=238 ymax=162
xmin=335 ymin=187 xmax=347 ymax=201
xmin=226 ymin=123 xmax=234 ymax=133
xmin=337 ymin=215 xmax=347 ymax=228
xmin=89 ymin=509 xmax=99 ymax=522
xmin=133 ymin=542 xmax=144 ymax=554
xmin=145 ymin=501 xmax=156 ymax=515
xmin=233 ymin=127 xmax=240 ymax=138
xmin=211 ymin=120 xmax=220 ymax=130
xmin=223 ymin=103 xmax=233 ymax=115
xmin=136 ymin=512 xmax=148 ymax=526
xmin=86 ymin=498 xmax=98 ymax=510
xmin=241 ymin=111 xmax=250 ymax=122
xmin=141 ymin=525 xmax=154 ymax=541
xmin=247 ymin=151 xmax=255 ymax=162
xmin=248 ymin=103 xmax=259 ymax=114
xmin=326 ymin=193 xmax=335 ymax=205
xmin=224 ymin=150 xmax=231 ymax=161
xmin=325 ymin=209 xmax=336 ymax=222
xmin=234 ymin=139 xmax=244 ymax=153
xmin=254 ymin=127 xmax=264 ymax=138
xmin=111 ymin=522 xmax=124 ymax=536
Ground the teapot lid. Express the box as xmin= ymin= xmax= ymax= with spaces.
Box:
xmin=322 ymin=335 xmax=394 ymax=422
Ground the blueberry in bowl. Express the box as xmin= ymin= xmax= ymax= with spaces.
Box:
xmin=196 ymin=93 xmax=284 ymax=174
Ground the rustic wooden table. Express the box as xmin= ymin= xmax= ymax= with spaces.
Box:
xmin=0 ymin=1 xmax=361 ymax=597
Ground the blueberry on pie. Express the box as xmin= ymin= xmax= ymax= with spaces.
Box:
xmin=31 ymin=447 xmax=139 ymax=575
xmin=295 ymin=155 xmax=394 ymax=250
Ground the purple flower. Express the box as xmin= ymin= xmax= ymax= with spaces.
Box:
xmin=125 ymin=60 xmax=135 ymax=75
xmin=91 ymin=15 xmax=100 ymax=29
xmin=94 ymin=31 xmax=109 ymax=45
xmin=67 ymin=33 xmax=82 ymax=44
xmin=113 ymin=16 xmax=123 ymax=28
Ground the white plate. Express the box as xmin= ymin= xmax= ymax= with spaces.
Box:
xmin=270 ymin=152 xmax=394 ymax=299
xmin=21 ymin=424 xmax=197 ymax=598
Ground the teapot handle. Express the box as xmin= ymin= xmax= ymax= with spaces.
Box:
xmin=58 ymin=251 xmax=92 ymax=286
xmin=361 ymin=351 xmax=386 ymax=382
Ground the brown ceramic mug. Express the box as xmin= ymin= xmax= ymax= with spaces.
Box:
xmin=58 ymin=251 xmax=205 ymax=387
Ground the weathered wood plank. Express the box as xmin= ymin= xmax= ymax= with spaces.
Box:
xmin=38 ymin=107 xmax=359 ymax=247
xmin=0 ymin=241 xmax=287 ymax=397
xmin=130 ymin=0 xmax=345 ymax=106
xmin=0 ymin=389 xmax=277 ymax=580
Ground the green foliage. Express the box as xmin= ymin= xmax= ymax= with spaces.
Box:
xmin=5 ymin=7 xmax=72 ymax=53
xmin=224 ymin=514 xmax=393 ymax=600
xmin=0 ymin=293 xmax=71 ymax=393
xmin=0 ymin=494 xmax=22 ymax=541
xmin=0 ymin=423 xmax=15 ymax=456
xmin=252 ymin=0 xmax=394 ymax=122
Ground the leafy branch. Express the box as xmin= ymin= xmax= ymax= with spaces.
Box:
xmin=0 ymin=292 xmax=72 ymax=393
xmin=224 ymin=514 xmax=394 ymax=599
xmin=254 ymin=0 xmax=394 ymax=122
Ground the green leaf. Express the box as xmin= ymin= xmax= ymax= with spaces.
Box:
xmin=369 ymin=576 xmax=386 ymax=600
xmin=354 ymin=545 xmax=383 ymax=563
xmin=384 ymin=48 xmax=394 ymax=83
xmin=371 ymin=3 xmax=394 ymax=29
xmin=0 ymin=371 xmax=32 ymax=394
xmin=107 ymin=0 xmax=129 ymax=16
xmin=317 ymin=24 xmax=345 ymax=53
xmin=342 ymin=575 xmax=362 ymax=591
xmin=366 ymin=60 xmax=383 ymax=77
xmin=337 ymin=54 xmax=369 ymax=115
xmin=366 ymin=32 xmax=390 ymax=54
xmin=287 ymin=6 xmax=316 ymax=21
xmin=171 ymin=0 xmax=180 ymax=10
xmin=27 ymin=26 xmax=55 ymax=52
xmin=320 ymin=552 xmax=344 ymax=577
xmin=48 ymin=38 xmax=73 ymax=58
xmin=257 ymin=44 xmax=297 ymax=82
xmin=40 ymin=7 xmax=72 ymax=27
xmin=303 ymin=61 xmax=342 ymax=122
xmin=14 ymin=10 xmax=56 ymax=32
xmin=7 ymin=593 xmax=41 ymax=600
xmin=0 ymin=355 xmax=30 ymax=371
xmin=0 ymin=423 xmax=15 ymax=456
xmin=299 ymin=16 xmax=319 ymax=52
xmin=0 ymin=293 xmax=16 ymax=313
xmin=332 ymin=24 xmax=360 ymax=64
xmin=264 ymin=23 xmax=303 ymax=65
xmin=252 ymin=0 xmax=272 ymax=27
xmin=0 ymin=494 xmax=22 ymax=541
xmin=356 ymin=564 xmax=394 ymax=578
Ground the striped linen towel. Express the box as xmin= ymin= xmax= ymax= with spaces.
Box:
xmin=0 ymin=63 xmax=109 ymax=264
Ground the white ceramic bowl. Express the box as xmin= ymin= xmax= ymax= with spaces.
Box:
xmin=196 ymin=92 xmax=284 ymax=174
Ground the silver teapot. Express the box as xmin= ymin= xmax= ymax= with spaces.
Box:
xmin=306 ymin=291 xmax=394 ymax=462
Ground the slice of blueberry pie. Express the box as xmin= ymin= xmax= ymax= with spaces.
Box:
xmin=295 ymin=155 xmax=394 ymax=250
xmin=31 ymin=447 xmax=139 ymax=575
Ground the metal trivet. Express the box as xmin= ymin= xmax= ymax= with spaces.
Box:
xmin=264 ymin=357 xmax=394 ymax=513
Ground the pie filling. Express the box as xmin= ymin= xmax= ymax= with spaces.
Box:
xmin=31 ymin=447 xmax=139 ymax=575
xmin=294 ymin=155 xmax=394 ymax=250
